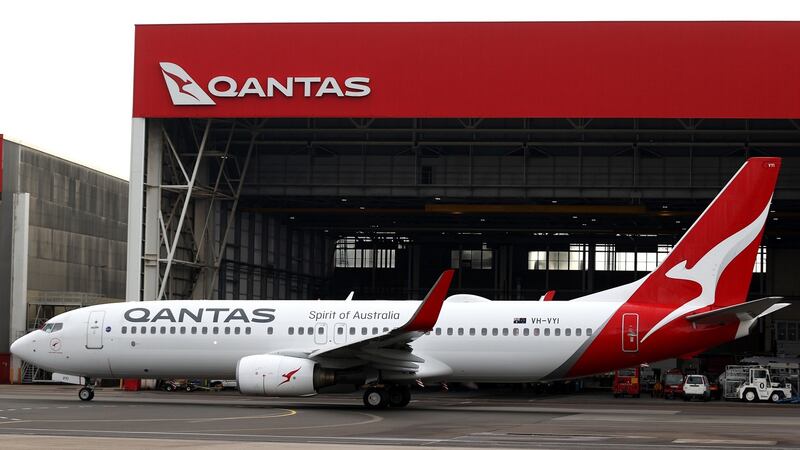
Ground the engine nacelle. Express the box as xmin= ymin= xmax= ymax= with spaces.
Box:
xmin=236 ymin=354 xmax=332 ymax=397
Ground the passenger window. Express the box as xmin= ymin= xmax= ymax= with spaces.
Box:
xmin=435 ymin=328 xmax=442 ymax=336
xmin=565 ymin=328 xmax=571 ymax=337
xmin=201 ymin=327 xmax=207 ymax=334
xmin=447 ymin=328 xmax=453 ymax=336
xmin=502 ymin=328 xmax=508 ymax=336
xmin=288 ymin=327 xmax=294 ymax=335
xmin=170 ymin=326 xmax=176 ymax=334
xmin=576 ymin=328 xmax=582 ymax=336
xmin=555 ymin=328 xmax=561 ymax=336
xmin=298 ymin=327 xmax=305 ymax=335
xmin=234 ymin=327 xmax=241 ymax=335
xmin=317 ymin=327 xmax=324 ymax=335
xmin=121 ymin=326 xmax=127 ymax=334
xmin=586 ymin=328 xmax=593 ymax=336
xmin=337 ymin=327 xmax=344 ymax=335
xmin=458 ymin=328 xmax=464 ymax=336
xmin=131 ymin=326 xmax=137 ymax=334
xmin=469 ymin=328 xmax=476 ymax=336
xmin=361 ymin=327 xmax=367 ymax=335
xmin=383 ymin=327 xmax=389 ymax=332
xmin=161 ymin=326 xmax=167 ymax=334
xmin=534 ymin=328 xmax=540 ymax=336
xmin=523 ymin=328 xmax=529 ymax=336
xmin=513 ymin=328 xmax=519 ymax=336
xmin=308 ymin=327 xmax=313 ymax=335
xmin=544 ymin=328 xmax=551 ymax=336
xmin=224 ymin=327 xmax=230 ymax=335
xmin=151 ymin=326 xmax=156 ymax=334
xmin=180 ymin=326 xmax=186 ymax=334
xmin=191 ymin=327 xmax=197 ymax=335
xmin=213 ymin=326 xmax=219 ymax=334
xmin=372 ymin=327 xmax=378 ymax=334
xmin=245 ymin=327 xmax=251 ymax=335
xmin=141 ymin=326 xmax=147 ymax=334
xmin=349 ymin=327 xmax=355 ymax=335
xmin=481 ymin=328 xmax=487 ymax=336
xmin=267 ymin=327 xmax=273 ymax=335
xmin=492 ymin=328 xmax=498 ymax=336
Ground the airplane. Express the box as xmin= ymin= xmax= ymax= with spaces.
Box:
xmin=11 ymin=157 xmax=790 ymax=408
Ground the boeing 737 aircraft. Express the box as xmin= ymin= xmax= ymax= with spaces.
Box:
xmin=11 ymin=157 xmax=789 ymax=408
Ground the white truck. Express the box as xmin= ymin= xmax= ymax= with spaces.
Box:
xmin=733 ymin=366 xmax=793 ymax=402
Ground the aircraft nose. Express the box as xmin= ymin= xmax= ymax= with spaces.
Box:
xmin=10 ymin=332 xmax=35 ymax=362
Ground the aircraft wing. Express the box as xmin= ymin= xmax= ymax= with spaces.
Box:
xmin=304 ymin=269 xmax=455 ymax=372
xmin=685 ymin=296 xmax=790 ymax=325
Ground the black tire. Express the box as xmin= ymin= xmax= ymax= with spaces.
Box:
xmin=743 ymin=389 xmax=758 ymax=402
xmin=186 ymin=385 xmax=194 ymax=392
xmin=388 ymin=386 xmax=411 ymax=408
xmin=363 ymin=387 xmax=389 ymax=409
xmin=164 ymin=383 xmax=175 ymax=392
xmin=78 ymin=387 xmax=94 ymax=401
xmin=770 ymin=392 xmax=783 ymax=403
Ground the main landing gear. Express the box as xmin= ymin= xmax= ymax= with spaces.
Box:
xmin=78 ymin=379 xmax=95 ymax=401
xmin=363 ymin=385 xmax=411 ymax=409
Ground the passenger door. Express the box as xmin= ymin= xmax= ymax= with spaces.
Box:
xmin=314 ymin=323 xmax=328 ymax=345
xmin=621 ymin=313 xmax=639 ymax=352
xmin=333 ymin=323 xmax=347 ymax=344
xmin=86 ymin=311 xmax=105 ymax=349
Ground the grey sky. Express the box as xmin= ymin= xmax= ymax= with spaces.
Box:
xmin=2 ymin=0 xmax=799 ymax=180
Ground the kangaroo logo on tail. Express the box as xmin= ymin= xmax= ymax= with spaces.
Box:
xmin=640 ymin=202 xmax=771 ymax=342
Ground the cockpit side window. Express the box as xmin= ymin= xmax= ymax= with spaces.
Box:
xmin=42 ymin=323 xmax=62 ymax=333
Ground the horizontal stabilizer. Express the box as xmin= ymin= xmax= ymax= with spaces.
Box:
xmin=686 ymin=296 xmax=789 ymax=325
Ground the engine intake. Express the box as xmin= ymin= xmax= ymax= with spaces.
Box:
xmin=236 ymin=354 xmax=336 ymax=396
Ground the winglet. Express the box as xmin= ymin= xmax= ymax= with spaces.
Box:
xmin=401 ymin=269 xmax=456 ymax=332
xmin=539 ymin=290 xmax=556 ymax=301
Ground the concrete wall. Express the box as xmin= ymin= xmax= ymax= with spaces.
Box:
xmin=1 ymin=140 xmax=128 ymax=357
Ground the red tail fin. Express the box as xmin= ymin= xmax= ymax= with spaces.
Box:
xmin=632 ymin=157 xmax=780 ymax=310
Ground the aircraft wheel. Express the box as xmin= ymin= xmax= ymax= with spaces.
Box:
xmin=363 ymin=387 xmax=389 ymax=409
xmin=388 ymin=386 xmax=411 ymax=408
xmin=78 ymin=387 xmax=95 ymax=401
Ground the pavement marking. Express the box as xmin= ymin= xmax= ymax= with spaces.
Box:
xmin=673 ymin=438 xmax=777 ymax=445
xmin=241 ymin=412 xmax=383 ymax=430
xmin=0 ymin=409 xmax=297 ymax=424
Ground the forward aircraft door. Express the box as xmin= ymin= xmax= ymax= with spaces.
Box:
xmin=86 ymin=311 xmax=105 ymax=349
xmin=333 ymin=323 xmax=347 ymax=344
xmin=622 ymin=313 xmax=639 ymax=352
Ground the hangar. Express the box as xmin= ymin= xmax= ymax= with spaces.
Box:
xmin=128 ymin=22 xmax=800 ymax=364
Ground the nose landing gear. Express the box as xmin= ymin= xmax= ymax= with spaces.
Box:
xmin=78 ymin=379 xmax=95 ymax=401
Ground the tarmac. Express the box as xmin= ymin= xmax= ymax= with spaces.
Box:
xmin=0 ymin=385 xmax=798 ymax=449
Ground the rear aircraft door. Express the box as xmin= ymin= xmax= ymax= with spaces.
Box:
xmin=86 ymin=311 xmax=105 ymax=349
xmin=621 ymin=313 xmax=639 ymax=352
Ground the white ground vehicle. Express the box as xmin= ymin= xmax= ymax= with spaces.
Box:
xmin=735 ymin=367 xmax=793 ymax=402
xmin=682 ymin=374 xmax=711 ymax=401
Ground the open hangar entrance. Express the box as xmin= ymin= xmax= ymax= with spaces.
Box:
xmin=129 ymin=22 xmax=800 ymax=358
xmin=141 ymin=117 xmax=800 ymax=304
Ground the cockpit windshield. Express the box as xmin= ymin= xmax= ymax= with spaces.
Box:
xmin=42 ymin=323 xmax=63 ymax=333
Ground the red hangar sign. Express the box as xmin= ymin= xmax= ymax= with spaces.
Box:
xmin=133 ymin=22 xmax=800 ymax=119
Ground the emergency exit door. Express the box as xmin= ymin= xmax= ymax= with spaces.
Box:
xmin=86 ymin=311 xmax=105 ymax=349
xmin=621 ymin=313 xmax=639 ymax=352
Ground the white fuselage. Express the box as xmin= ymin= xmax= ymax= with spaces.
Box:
xmin=14 ymin=298 xmax=621 ymax=382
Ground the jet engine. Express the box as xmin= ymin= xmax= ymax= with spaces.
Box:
xmin=236 ymin=354 xmax=337 ymax=396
